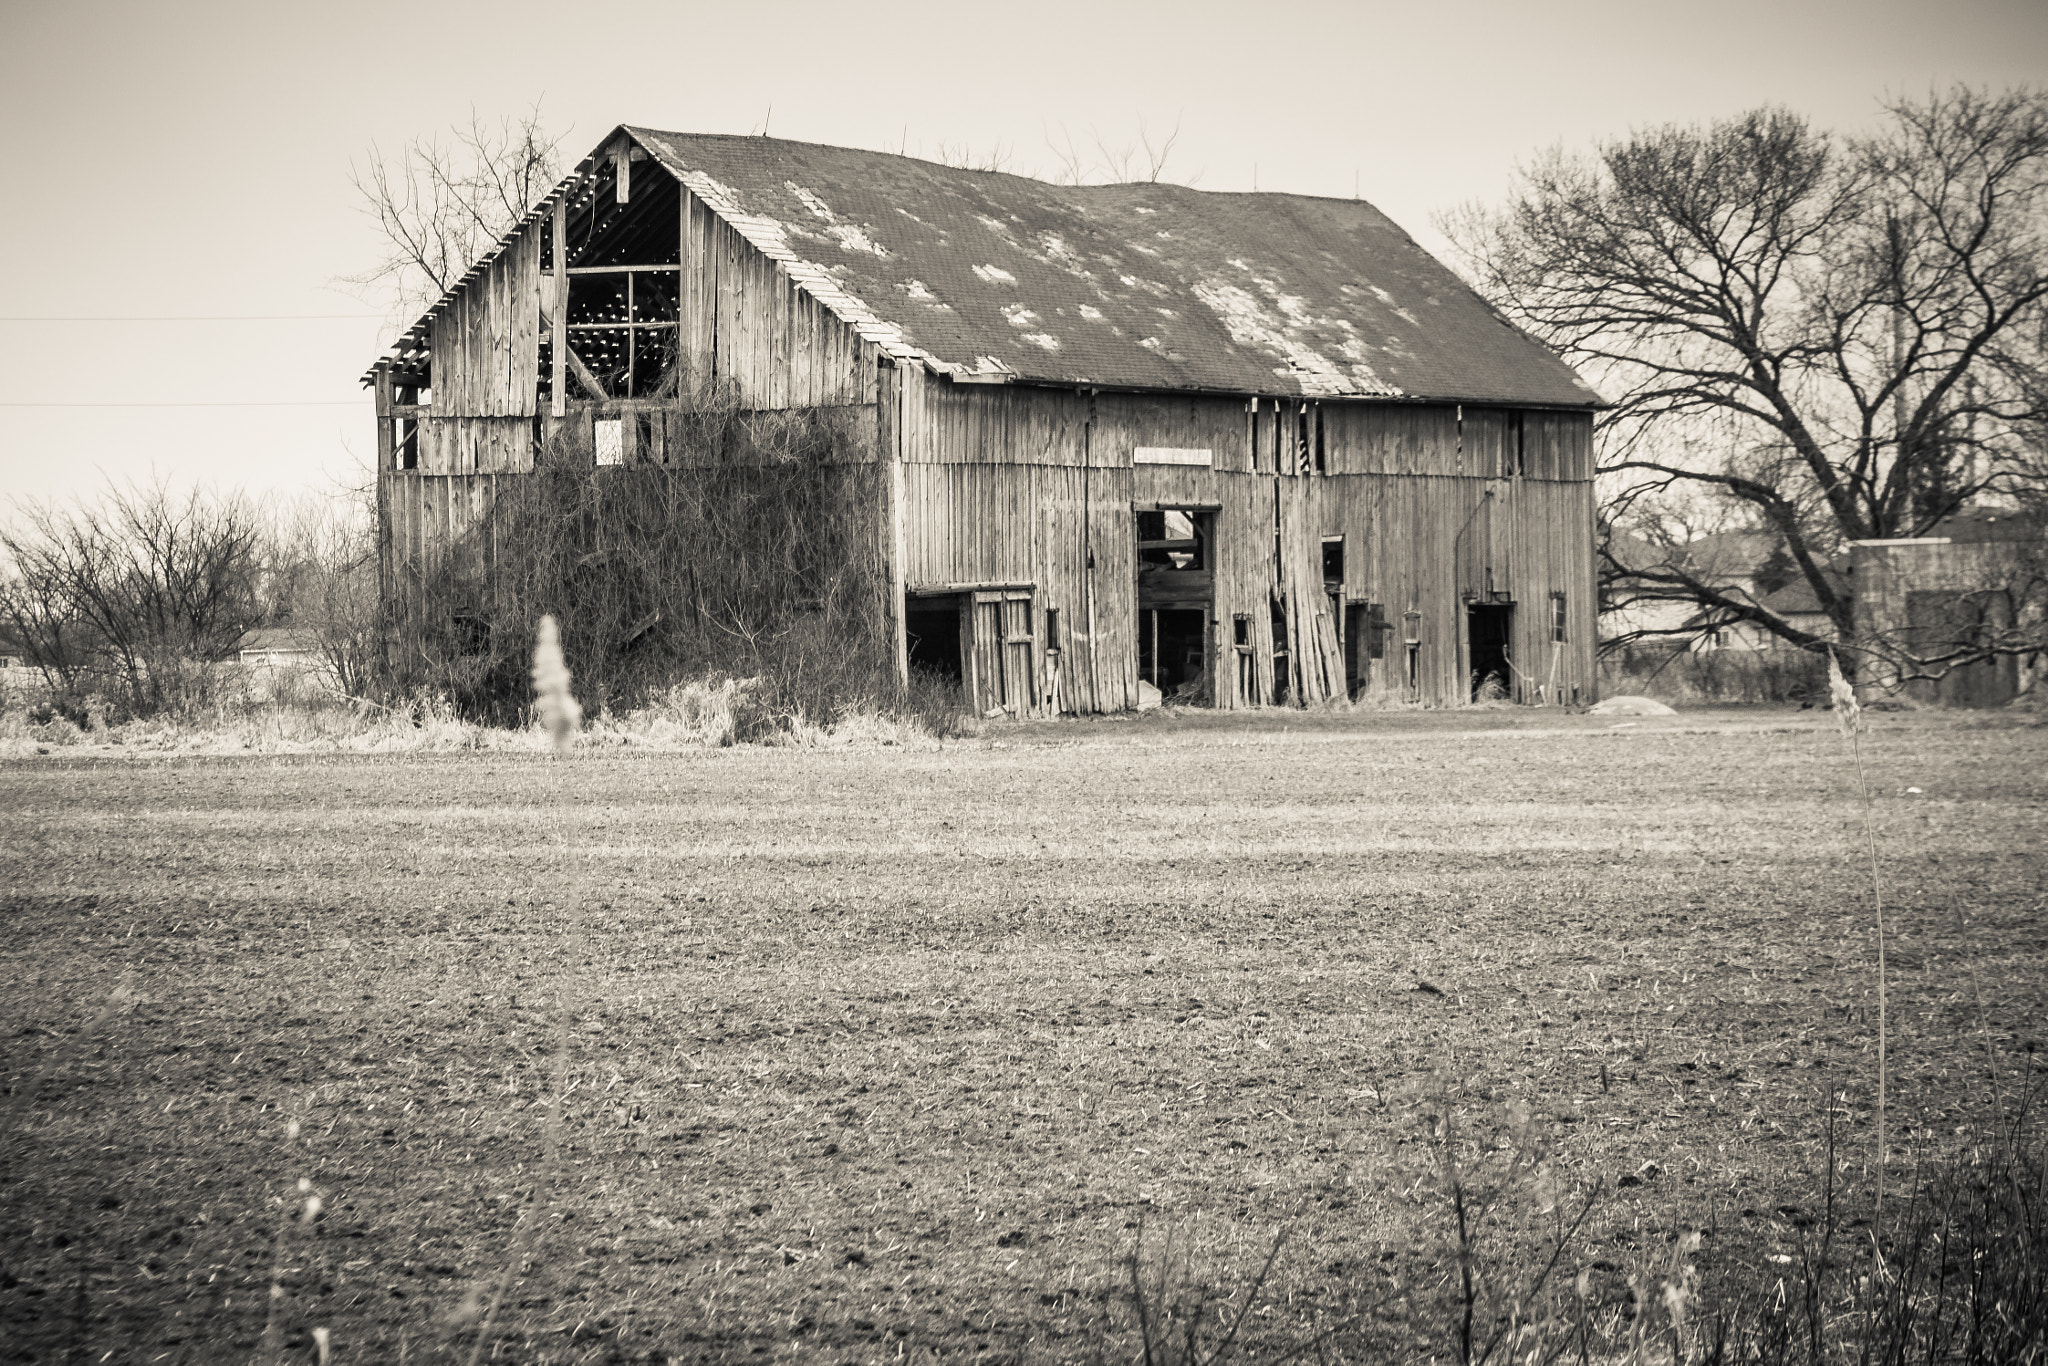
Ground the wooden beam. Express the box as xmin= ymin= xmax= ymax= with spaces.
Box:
xmin=612 ymin=137 xmax=631 ymax=203
xmin=373 ymin=362 xmax=395 ymax=470
xmin=563 ymin=342 xmax=609 ymax=400
xmin=551 ymin=199 xmax=567 ymax=419
xmin=885 ymin=364 xmax=909 ymax=687
xmin=679 ymin=186 xmax=703 ymax=392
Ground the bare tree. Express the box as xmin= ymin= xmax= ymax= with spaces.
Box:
xmin=345 ymin=103 xmax=567 ymax=323
xmin=267 ymin=494 xmax=382 ymax=699
xmin=1446 ymin=87 xmax=2048 ymax=673
xmin=1041 ymin=116 xmax=1199 ymax=186
xmin=0 ymin=482 xmax=266 ymax=717
xmin=1043 ymin=123 xmax=1090 ymax=186
xmin=1094 ymin=114 xmax=1187 ymax=184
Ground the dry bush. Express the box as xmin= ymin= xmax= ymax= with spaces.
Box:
xmin=383 ymin=388 xmax=943 ymax=738
xmin=0 ymin=481 xmax=266 ymax=722
xmin=1599 ymin=644 xmax=1828 ymax=705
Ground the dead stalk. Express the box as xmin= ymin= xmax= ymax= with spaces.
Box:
xmin=463 ymin=623 xmax=583 ymax=1363
xmin=1829 ymin=649 xmax=1885 ymax=1214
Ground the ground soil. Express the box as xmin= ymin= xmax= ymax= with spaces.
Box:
xmin=1 ymin=705 xmax=2042 ymax=1363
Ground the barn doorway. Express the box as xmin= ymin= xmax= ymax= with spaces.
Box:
xmin=907 ymin=588 xmax=1037 ymax=716
xmin=1467 ymin=602 xmax=1513 ymax=701
xmin=906 ymin=595 xmax=965 ymax=684
xmin=1136 ymin=507 xmax=1216 ymax=704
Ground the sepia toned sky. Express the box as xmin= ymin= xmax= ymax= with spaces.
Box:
xmin=1 ymin=0 xmax=2042 ymax=510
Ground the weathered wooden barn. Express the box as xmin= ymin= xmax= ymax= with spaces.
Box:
xmin=365 ymin=127 xmax=1603 ymax=713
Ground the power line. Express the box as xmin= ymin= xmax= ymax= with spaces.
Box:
xmin=0 ymin=400 xmax=362 ymax=408
xmin=0 ymin=313 xmax=384 ymax=322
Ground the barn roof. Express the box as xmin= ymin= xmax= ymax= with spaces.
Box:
xmin=366 ymin=128 xmax=1602 ymax=408
xmin=630 ymin=129 xmax=1598 ymax=406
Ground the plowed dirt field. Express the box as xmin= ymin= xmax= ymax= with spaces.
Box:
xmin=2 ymin=706 xmax=2042 ymax=1362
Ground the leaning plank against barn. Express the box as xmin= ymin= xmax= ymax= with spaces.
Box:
xmin=365 ymin=127 xmax=1603 ymax=713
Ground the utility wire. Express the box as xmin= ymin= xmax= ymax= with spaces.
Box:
xmin=0 ymin=313 xmax=383 ymax=322
xmin=0 ymin=400 xmax=362 ymax=408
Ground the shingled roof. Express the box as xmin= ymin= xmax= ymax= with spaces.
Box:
xmin=369 ymin=128 xmax=1602 ymax=408
xmin=632 ymin=129 xmax=1598 ymax=406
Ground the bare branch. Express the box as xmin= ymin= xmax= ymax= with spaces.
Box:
xmin=1446 ymin=87 xmax=2048 ymax=667
xmin=343 ymin=101 xmax=567 ymax=326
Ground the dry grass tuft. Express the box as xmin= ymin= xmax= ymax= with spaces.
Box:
xmin=529 ymin=615 xmax=582 ymax=758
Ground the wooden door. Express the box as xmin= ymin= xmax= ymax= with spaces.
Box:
xmin=968 ymin=590 xmax=1037 ymax=716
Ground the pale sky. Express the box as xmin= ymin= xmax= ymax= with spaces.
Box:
xmin=1 ymin=0 xmax=2042 ymax=512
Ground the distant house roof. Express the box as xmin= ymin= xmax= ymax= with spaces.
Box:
xmin=368 ymin=128 xmax=1603 ymax=409
xmin=1924 ymin=506 xmax=2047 ymax=544
xmin=1757 ymin=572 xmax=1842 ymax=619
xmin=1605 ymin=528 xmax=1781 ymax=586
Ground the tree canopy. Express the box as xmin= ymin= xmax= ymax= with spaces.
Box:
xmin=1447 ymin=87 xmax=2048 ymax=665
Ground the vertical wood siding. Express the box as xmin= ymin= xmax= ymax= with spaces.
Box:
xmin=689 ymin=201 xmax=877 ymax=410
xmin=887 ymin=386 xmax=1598 ymax=711
xmin=427 ymin=224 xmax=542 ymax=418
xmin=412 ymin=417 xmax=537 ymax=475
xmin=378 ymin=471 xmax=511 ymax=586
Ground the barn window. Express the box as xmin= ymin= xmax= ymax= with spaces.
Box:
xmin=1302 ymin=404 xmax=1326 ymax=475
xmin=565 ymin=267 xmax=681 ymax=398
xmin=393 ymin=383 xmax=422 ymax=471
xmin=1551 ymin=591 xmax=1568 ymax=643
xmin=1137 ymin=510 xmax=1206 ymax=570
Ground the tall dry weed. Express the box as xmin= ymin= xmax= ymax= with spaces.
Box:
xmin=1828 ymin=648 xmax=1888 ymax=1212
xmin=531 ymin=615 xmax=582 ymax=756
xmin=450 ymin=617 xmax=585 ymax=1360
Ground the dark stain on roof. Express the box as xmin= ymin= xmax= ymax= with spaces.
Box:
xmin=628 ymin=128 xmax=1601 ymax=407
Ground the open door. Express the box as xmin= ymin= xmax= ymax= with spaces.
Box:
xmin=1136 ymin=508 xmax=1216 ymax=704
xmin=908 ymin=588 xmax=1036 ymax=716
xmin=970 ymin=589 xmax=1036 ymax=716
xmin=1467 ymin=602 xmax=1513 ymax=701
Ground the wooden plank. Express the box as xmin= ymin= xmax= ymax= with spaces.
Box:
xmin=563 ymin=344 xmax=608 ymax=400
xmin=373 ymin=363 xmax=395 ymax=470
